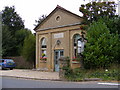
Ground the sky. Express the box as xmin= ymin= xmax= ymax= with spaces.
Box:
xmin=0 ymin=0 xmax=89 ymax=33
xmin=0 ymin=0 xmax=119 ymax=33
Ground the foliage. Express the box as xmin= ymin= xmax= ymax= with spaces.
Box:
xmin=79 ymin=1 xmax=117 ymax=24
xmin=34 ymin=15 xmax=47 ymax=26
xmin=41 ymin=53 xmax=46 ymax=57
xmin=22 ymin=33 xmax=35 ymax=62
xmin=101 ymin=16 xmax=120 ymax=63
xmin=83 ymin=20 xmax=119 ymax=69
xmin=65 ymin=64 xmax=120 ymax=81
xmin=89 ymin=70 xmax=120 ymax=81
xmin=2 ymin=26 xmax=32 ymax=56
xmin=15 ymin=29 xmax=31 ymax=55
xmin=100 ymin=16 xmax=120 ymax=35
xmin=61 ymin=57 xmax=73 ymax=76
xmin=2 ymin=25 xmax=17 ymax=56
xmin=2 ymin=6 xmax=24 ymax=35
xmin=2 ymin=6 xmax=25 ymax=56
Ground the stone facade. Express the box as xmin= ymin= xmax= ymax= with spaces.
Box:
xmin=34 ymin=5 xmax=85 ymax=71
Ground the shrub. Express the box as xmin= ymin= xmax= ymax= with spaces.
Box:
xmin=61 ymin=57 xmax=73 ymax=76
xmin=83 ymin=20 xmax=119 ymax=69
xmin=22 ymin=33 xmax=35 ymax=63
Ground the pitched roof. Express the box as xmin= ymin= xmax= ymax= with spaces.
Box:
xmin=34 ymin=5 xmax=82 ymax=31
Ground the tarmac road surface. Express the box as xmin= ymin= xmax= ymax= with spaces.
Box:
xmin=1 ymin=77 xmax=119 ymax=88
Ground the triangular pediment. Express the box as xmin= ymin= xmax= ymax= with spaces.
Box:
xmin=34 ymin=5 xmax=83 ymax=31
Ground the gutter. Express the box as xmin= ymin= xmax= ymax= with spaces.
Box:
xmin=36 ymin=22 xmax=81 ymax=32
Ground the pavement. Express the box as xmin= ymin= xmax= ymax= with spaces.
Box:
xmin=0 ymin=69 xmax=120 ymax=84
xmin=0 ymin=69 xmax=60 ymax=81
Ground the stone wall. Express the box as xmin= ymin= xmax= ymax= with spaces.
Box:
xmin=59 ymin=56 xmax=70 ymax=80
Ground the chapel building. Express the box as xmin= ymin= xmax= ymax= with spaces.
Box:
xmin=34 ymin=5 xmax=85 ymax=71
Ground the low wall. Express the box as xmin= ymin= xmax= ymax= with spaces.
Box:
xmin=3 ymin=56 xmax=34 ymax=69
xmin=59 ymin=56 xmax=70 ymax=80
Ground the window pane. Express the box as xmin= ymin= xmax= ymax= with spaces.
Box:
xmin=73 ymin=34 xmax=81 ymax=57
xmin=41 ymin=38 xmax=47 ymax=48
xmin=41 ymin=38 xmax=46 ymax=46
xmin=60 ymin=51 xmax=64 ymax=56
xmin=73 ymin=34 xmax=81 ymax=46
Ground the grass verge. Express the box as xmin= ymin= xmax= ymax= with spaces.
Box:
xmin=65 ymin=64 xmax=120 ymax=82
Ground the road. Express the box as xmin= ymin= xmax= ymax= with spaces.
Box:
xmin=1 ymin=77 xmax=119 ymax=88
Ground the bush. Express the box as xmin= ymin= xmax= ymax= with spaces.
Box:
xmin=22 ymin=33 xmax=35 ymax=63
xmin=61 ymin=57 xmax=73 ymax=77
xmin=83 ymin=20 xmax=119 ymax=69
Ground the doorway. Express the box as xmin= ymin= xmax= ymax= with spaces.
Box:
xmin=54 ymin=50 xmax=64 ymax=72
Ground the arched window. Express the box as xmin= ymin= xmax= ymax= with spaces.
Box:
xmin=41 ymin=38 xmax=47 ymax=58
xmin=73 ymin=34 xmax=81 ymax=57
xmin=73 ymin=34 xmax=85 ymax=57
xmin=41 ymin=38 xmax=47 ymax=48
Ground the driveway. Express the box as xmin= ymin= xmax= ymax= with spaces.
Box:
xmin=0 ymin=69 xmax=59 ymax=80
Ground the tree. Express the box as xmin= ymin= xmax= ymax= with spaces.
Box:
xmin=79 ymin=1 xmax=117 ymax=24
xmin=101 ymin=16 xmax=120 ymax=35
xmin=15 ymin=29 xmax=31 ymax=55
xmin=2 ymin=6 xmax=25 ymax=56
xmin=22 ymin=32 xmax=35 ymax=63
xmin=34 ymin=15 xmax=47 ymax=26
xmin=2 ymin=25 xmax=17 ymax=57
xmin=83 ymin=20 xmax=119 ymax=69
xmin=2 ymin=6 xmax=24 ymax=35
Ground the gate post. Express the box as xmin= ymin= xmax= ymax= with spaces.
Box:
xmin=59 ymin=56 xmax=69 ymax=80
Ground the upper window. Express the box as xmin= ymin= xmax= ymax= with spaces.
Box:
xmin=41 ymin=38 xmax=47 ymax=48
xmin=73 ymin=34 xmax=85 ymax=57
xmin=41 ymin=37 xmax=47 ymax=58
xmin=73 ymin=34 xmax=81 ymax=47
xmin=73 ymin=34 xmax=81 ymax=57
